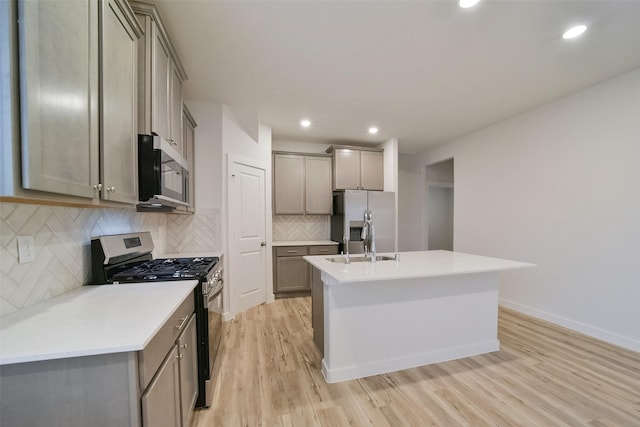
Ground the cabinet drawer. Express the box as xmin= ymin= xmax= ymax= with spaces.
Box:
xmin=138 ymin=294 xmax=194 ymax=390
xmin=309 ymin=245 xmax=339 ymax=256
xmin=275 ymin=246 xmax=309 ymax=257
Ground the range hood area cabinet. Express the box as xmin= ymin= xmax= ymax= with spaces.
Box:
xmin=182 ymin=105 xmax=197 ymax=213
xmin=2 ymin=0 xmax=142 ymax=205
xmin=131 ymin=1 xmax=187 ymax=158
xmin=327 ymin=146 xmax=384 ymax=191
xmin=273 ymin=153 xmax=333 ymax=215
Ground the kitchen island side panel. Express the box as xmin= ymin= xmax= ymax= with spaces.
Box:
xmin=322 ymin=272 xmax=499 ymax=383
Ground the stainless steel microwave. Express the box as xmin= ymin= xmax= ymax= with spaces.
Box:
xmin=138 ymin=134 xmax=189 ymax=210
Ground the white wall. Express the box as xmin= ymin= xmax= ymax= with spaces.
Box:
xmin=221 ymin=106 xmax=273 ymax=317
xmin=397 ymin=153 xmax=423 ymax=251
xmin=425 ymin=68 xmax=640 ymax=351
xmin=185 ymin=101 xmax=223 ymax=210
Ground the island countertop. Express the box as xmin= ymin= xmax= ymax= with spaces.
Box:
xmin=303 ymin=250 xmax=534 ymax=284
xmin=0 ymin=281 xmax=198 ymax=365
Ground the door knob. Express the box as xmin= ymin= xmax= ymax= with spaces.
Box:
xmin=260 ymin=241 xmax=266 ymax=247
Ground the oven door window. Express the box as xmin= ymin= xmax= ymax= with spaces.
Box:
xmin=160 ymin=151 xmax=188 ymax=203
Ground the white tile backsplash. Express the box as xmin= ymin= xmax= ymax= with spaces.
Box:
xmin=166 ymin=208 xmax=221 ymax=254
xmin=0 ymin=201 xmax=222 ymax=317
xmin=272 ymin=215 xmax=330 ymax=241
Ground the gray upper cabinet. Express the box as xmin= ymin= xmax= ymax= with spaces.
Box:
xmin=305 ymin=156 xmax=332 ymax=214
xmin=170 ymin=62 xmax=184 ymax=154
xmin=18 ymin=0 xmax=99 ymax=199
xmin=16 ymin=0 xmax=141 ymax=204
xmin=183 ymin=106 xmax=197 ymax=213
xmin=101 ymin=0 xmax=142 ymax=204
xmin=132 ymin=1 xmax=188 ymax=155
xmin=274 ymin=154 xmax=305 ymax=215
xmin=150 ymin=22 xmax=170 ymax=141
xmin=273 ymin=153 xmax=332 ymax=215
xmin=329 ymin=146 xmax=384 ymax=191
xmin=359 ymin=150 xmax=384 ymax=190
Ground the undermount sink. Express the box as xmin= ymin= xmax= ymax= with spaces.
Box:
xmin=326 ymin=255 xmax=395 ymax=263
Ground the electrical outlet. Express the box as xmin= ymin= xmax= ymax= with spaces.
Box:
xmin=17 ymin=235 xmax=36 ymax=264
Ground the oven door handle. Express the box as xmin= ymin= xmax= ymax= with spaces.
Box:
xmin=206 ymin=281 xmax=223 ymax=303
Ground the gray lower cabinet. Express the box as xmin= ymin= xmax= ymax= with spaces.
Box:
xmin=274 ymin=246 xmax=310 ymax=293
xmin=178 ymin=315 xmax=199 ymax=427
xmin=142 ymin=313 xmax=197 ymax=427
xmin=273 ymin=245 xmax=338 ymax=295
xmin=141 ymin=345 xmax=181 ymax=427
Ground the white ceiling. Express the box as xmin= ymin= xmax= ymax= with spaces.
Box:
xmin=155 ymin=0 xmax=640 ymax=153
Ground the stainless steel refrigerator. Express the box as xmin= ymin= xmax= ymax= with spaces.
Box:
xmin=330 ymin=190 xmax=396 ymax=254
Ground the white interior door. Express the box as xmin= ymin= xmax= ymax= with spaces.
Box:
xmin=229 ymin=160 xmax=267 ymax=314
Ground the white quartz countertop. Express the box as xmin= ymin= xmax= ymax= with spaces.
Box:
xmin=272 ymin=240 xmax=338 ymax=247
xmin=303 ymin=250 xmax=535 ymax=284
xmin=0 ymin=281 xmax=198 ymax=365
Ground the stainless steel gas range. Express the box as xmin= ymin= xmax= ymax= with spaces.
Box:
xmin=90 ymin=231 xmax=223 ymax=408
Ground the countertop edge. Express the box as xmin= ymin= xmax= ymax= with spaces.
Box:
xmin=272 ymin=240 xmax=338 ymax=247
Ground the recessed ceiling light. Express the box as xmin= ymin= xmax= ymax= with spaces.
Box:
xmin=300 ymin=119 xmax=311 ymax=127
xmin=459 ymin=0 xmax=480 ymax=9
xmin=563 ymin=25 xmax=587 ymax=40
xmin=368 ymin=127 xmax=379 ymax=135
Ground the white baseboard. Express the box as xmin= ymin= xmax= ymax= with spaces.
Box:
xmin=321 ymin=340 xmax=499 ymax=384
xmin=499 ymin=298 xmax=640 ymax=352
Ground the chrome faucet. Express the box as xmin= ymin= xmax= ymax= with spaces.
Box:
xmin=370 ymin=224 xmax=376 ymax=263
xmin=361 ymin=210 xmax=376 ymax=262
xmin=343 ymin=234 xmax=350 ymax=264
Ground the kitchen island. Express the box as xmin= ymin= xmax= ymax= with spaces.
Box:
xmin=303 ymin=250 xmax=534 ymax=383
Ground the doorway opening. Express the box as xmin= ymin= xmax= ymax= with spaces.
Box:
xmin=426 ymin=158 xmax=454 ymax=250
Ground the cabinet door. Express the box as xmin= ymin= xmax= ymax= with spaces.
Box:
xmin=100 ymin=0 xmax=139 ymax=204
xmin=305 ymin=157 xmax=332 ymax=214
xmin=170 ymin=62 xmax=184 ymax=154
xmin=333 ymin=148 xmax=360 ymax=190
xmin=360 ymin=151 xmax=384 ymax=191
xmin=274 ymin=154 xmax=304 ymax=214
xmin=150 ymin=22 xmax=170 ymax=141
xmin=183 ymin=106 xmax=196 ymax=212
xmin=178 ymin=315 xmax=198 ymax=427
xmin=141 ymin=345 xmax=181 ymax=427
xmin=18 ymin=0 xmax=99 ymax=199
xmin=275 ymin=256 xmax=310 ymax=292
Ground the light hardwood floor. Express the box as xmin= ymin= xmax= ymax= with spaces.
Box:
xmin=192 ymin=297 xmax=640 ymax=426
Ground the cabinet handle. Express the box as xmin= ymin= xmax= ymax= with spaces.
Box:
xmin=176 ymin=353 xmax=183 ymax=360
xmin=106 ymin=186 xmax=116 ymax=192
xmin=93 ymin=183 xmax=102 ymax=191
xmin=318 ymin=249 xmax=329 ymax=253
xmin=175 ymin=316 xmax=189 ymax=330
xmin=180 ymin=343 xmax=188 ymax=349
xmin=261 ymin=241 xmax=266 ymax=247
xmin=287 ymin=250 xmax=297 ymax=253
